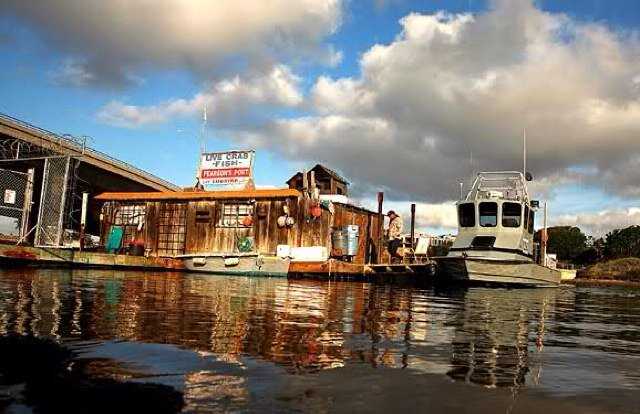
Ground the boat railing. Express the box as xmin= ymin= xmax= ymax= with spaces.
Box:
xmin=464 ymin=171 xmax=530 ymax=202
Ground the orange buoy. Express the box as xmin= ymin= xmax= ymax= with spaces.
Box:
xmin=242 ymin=215 xmax=254 ymax=226
xmin=310 ymin=204 xmax=322 ymax=218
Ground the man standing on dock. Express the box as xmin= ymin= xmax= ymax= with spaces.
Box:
xmin=387 ymin=210 xmax=403 ymax=262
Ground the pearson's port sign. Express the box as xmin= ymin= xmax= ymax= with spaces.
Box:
xmin=199 ymin=150 xmax=255 ymax=186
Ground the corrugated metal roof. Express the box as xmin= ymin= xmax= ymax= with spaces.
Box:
xmin=95 ymin=188 xmax=301 ymax=201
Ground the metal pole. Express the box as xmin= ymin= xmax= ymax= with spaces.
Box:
xmin=377 ymin=192 xmax=384 ymax=264
xmin=79 ymin=192 xmax=89 ymax=251
xmin=410 ymin=203 xmax=416 ymax=252
xmin=20 ymin=168 xmax=34 ymax=240
xmin=542 ymin=201 xmax=548 ymax=266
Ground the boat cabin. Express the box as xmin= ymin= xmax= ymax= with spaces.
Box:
xmin=452 ymin=172 xmax=537 ymax=258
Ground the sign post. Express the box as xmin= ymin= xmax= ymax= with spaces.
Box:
xmin=199 ymin=150 xmax=255 ymax=188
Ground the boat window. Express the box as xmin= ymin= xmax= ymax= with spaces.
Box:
xmin=479 ymin=202 xmax=497 ymax=227
xmin=458 ymin=203 xmax=475 ymax=227
xmin=524 ymin=205 xmax=529 ymax=229
xmin=528 ymin=208 xmax=535 ymax=233
xmin=502 ymin=202 xmax=522 ymax=228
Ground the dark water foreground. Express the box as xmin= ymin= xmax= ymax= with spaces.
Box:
xmin=0 ymin=269 xmax=639 ymax=413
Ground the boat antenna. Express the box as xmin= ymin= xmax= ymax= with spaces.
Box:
xmin=523 ymin=127 xmax=527 ymax=177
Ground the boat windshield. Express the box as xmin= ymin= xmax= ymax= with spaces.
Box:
xmin=479 ymin=202 xmax=497 ymax=227
xmin=458 ymin=203 xmax=475 ymax=227
xmin=502 ymin=202 xmax=522 ymax=228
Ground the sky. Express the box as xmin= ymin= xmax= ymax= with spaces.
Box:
xmin=2 ymin=0 xmax=640 ymax=237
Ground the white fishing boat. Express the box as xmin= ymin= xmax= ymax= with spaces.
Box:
xmin=435 ymin=171 xmax=561 ymax=287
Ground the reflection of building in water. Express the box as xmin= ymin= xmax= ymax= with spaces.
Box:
xmin=0 ymin=270 xmax=546 ymax=378
xmin=183 ymin=371 xmax=248 ymax=413
xmin=446 ymin=289 xmax=556 ymax=388
xmin=0 ymin=270 xmax=426 ymax=373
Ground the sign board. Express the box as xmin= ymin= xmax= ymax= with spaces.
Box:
xmin=199 ymin=150 xmax=255 ymax=186
xmin=4 ymin=189 xmax=16 ymax=205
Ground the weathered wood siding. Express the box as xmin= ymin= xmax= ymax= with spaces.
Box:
xmin=101 ymin=195 xmax=383 ymax=263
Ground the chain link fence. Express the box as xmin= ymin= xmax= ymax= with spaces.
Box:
xmin=35 ymin=157 xmax=71 ymax=246
xmin=0 ymin=167 xmax=31 ymax=241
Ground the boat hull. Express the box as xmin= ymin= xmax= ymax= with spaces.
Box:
xmin=180 ymin=254 xmax=290 ymax=277
xmin=436 ymin=256 xmax=561 ymax=287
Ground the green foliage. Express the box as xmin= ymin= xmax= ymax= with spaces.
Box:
xmin=544 ymin=226 xmax=588 ymax=261
xmin=604 ymin=225 xmax=640 ymax=259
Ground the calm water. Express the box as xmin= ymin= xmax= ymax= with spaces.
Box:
xmin=1 ymin=269 xmax=639 ymax=413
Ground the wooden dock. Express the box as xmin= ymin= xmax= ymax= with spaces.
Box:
xmin=0 ymin=243 xmax=435 ymax=283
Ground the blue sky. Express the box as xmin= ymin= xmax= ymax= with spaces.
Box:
xmin=2 ymin=0 xmax=640 ymax=235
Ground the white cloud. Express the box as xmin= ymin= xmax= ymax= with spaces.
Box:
xmin=554 ymin=208 xmax=640 ymax=237
xmin=3 ymin=0 xmax=343 ymax=87
xmin=229 ymin=0 xmax=640 ymax=202
xmin=97 ymin=66 xmax=302 ymax=128
xmin=49 ymin=58 xmax=96 ymax=87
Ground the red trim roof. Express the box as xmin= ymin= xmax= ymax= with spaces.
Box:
xmin=95 ymin=188 xmax=301 ymax=201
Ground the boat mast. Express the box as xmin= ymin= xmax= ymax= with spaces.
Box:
xmin=523 ymin=128 xmax=527 ymax=177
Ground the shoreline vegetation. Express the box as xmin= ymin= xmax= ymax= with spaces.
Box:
xmin=536 ymin=225 xmax=640 ymax=286
xmin=575 ymin=257 xmax=640 ymax=283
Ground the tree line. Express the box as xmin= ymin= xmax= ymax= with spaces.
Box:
xmin=535 ymin=225 xmax=640 ymax=265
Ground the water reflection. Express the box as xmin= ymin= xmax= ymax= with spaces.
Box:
xmin=1 ymin=268 xmax=639 ymax=396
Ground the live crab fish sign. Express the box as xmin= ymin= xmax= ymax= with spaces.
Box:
xmin=199 ymin=150 xmax=255 ymax=186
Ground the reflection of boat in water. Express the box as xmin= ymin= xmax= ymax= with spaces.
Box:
xmin=435 ymin=171 xmax=561 ymax=287
xmin=446 ymin=288 xmax=557 ymax=388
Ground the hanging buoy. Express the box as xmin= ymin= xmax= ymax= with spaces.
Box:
xmin=242 ymin=215 xmax=253 ymax=227
xmin=310 ymin=204 xmax=322 ymax=218
xmin=277 ymin=215 xmax=287 ymax=228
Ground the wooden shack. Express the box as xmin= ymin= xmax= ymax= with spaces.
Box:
xmin=95 ymin=188 xmax=383 ymax=268
xmin=287 ymin=164 xmax=349 ymax=196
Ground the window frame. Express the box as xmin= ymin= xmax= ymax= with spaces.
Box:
xmin=479 ymin=202 xmax=498 ymax=228
xmin=458 ymin=203 xmax=476 ymax=228
xmin=501 ymin=202 xmax=522 ymax=228
xmin=217 ymin=202 xmax=254 ymax=228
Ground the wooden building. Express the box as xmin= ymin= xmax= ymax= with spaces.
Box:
xmin=95 ymin=188 xmax=383 ymax=268
xmin=287 ymin=164 xmax=349 ymax=196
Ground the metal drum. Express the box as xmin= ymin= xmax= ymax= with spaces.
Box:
xmin=332 ymin=225 xmax=359 ymax=257
xmin=345 ymin=225 xmax=359 ymax=256
xmin=331 ymin=228 xmax=347 ymax=256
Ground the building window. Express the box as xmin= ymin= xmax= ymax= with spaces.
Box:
xmin=458 ymin=203 xmax=475 ymax=227
xmin=217 ymin=203 xmax=254 ymax=227
xmin=111 ymin=203 xmax=146 ymax=243
xmin=195 ymin=208 xmax=212 ymax=223
xmin=502 ymin=202 xmax=522 ymax=228
xmin=479 ymin=202 xmax=497 ymax=227
xmin=157 ymin=203 xmax=186 ymax=256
